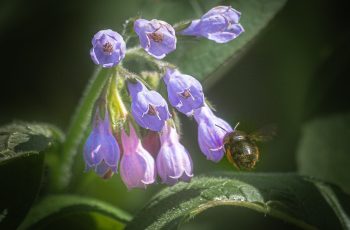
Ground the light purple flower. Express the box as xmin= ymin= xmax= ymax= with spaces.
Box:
xmin=181 ymin=6 xmax=244 ymax=43
xmin=134 ymin=19 xmax=176 ymax=59
xmin=194 ymin=105 xmax=233 ymax=162
xmin=84 ymin=110 xmax=120 ymax=179
xmin=128 ymin=80 xmax=171 ymax=132
xmin=90 ymin=29 xmax=126 ymax=68
xmin=157 ymin=123 xmax=193 ymax=185
xmin=120 ymin=123 xmax=155 ymax=189
xmin=164 ymin=68 xmax=204 ymax=116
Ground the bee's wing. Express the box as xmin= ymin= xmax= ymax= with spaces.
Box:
xmin=249 ymin=124 xmax=277 ymax=142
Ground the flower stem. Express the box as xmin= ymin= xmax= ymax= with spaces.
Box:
xmin=56 ymin=67 xmax=113 ymax=191
xmin=125 ymin=47 xmax=176 ymax=70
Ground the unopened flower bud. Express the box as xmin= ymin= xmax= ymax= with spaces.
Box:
xmin=181 ymin=6 xmax=244 ymax=43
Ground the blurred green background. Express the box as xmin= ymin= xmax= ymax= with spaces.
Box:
xmin=0 ymin=0 xmax=349 ymax=218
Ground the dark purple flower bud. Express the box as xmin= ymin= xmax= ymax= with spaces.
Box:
xmin=194 ymin=105 xmax=233 ymax=162
xmin=90 ymin=29 xmax=126 ymax=68
xmin=181 ymin=6 xmax=244 ymax=43
xmin=142 ymin=130 xmax=161 ymax=158
xmin=120 ymin=123 xmax=155 ymax=189
xmin=164 ymin=68 xmax=204 ymax=116
xmin=134 ymin=19 xmax=176 ymax=59
xmin=84 ymin=110 xmax=120 ymax=179
xmin=128 ymin=80 xmax=171 ymax=132
xmin=156 ymin=123 xmax=193 ymax=185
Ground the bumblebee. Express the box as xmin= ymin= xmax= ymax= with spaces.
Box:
xmin=223 ymin=123 xmax=275 ymax=170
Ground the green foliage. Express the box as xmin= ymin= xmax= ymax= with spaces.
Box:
xmin=0 ymin=123 xmax=63 ymax=229
xmin=18 ymin=195 xmax=131 ymax=230
xmin=297 ymin=113 xmax=350 ymax=194
xmin=145 ymin=0 xmax=287 ymax=88
xmin=126 ymin=173 xmax=350 ymax=230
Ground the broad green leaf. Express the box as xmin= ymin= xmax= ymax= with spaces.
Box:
xmin=18 ymin=195 xmax=132 ymax=230
xmin=297 ymin=113 xmax=350 ymax=194
xmin=71 ymin=169 xmax=160 ymax=215
xmin=126 ymin=173 xmax=350 ymax=230
xmin=139 ymin=0 xmax=287 ymax=88
xmin=0 ymin=122 xmax=63 ymax=229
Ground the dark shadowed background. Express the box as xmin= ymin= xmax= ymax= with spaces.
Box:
xmin=1 ymin=0 xmax=349 ymax=220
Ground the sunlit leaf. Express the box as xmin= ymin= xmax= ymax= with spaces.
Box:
xmin=126 ymin=173 xmax=350 ymax=229
xmin=0 ymin=123 xmax=63 ymax=229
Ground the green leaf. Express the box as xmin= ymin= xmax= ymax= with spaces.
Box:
xmin=18 ymin=195 xmax=132 ymax=230
xmin=126 ymin=173 xmax=350 ymax=230
xmin=0 ymin=122 xmax=63 ymax=229
xmin=148 ymin=0 xmax=287 ymax=88
xmin=297 ymin=113 xmax=350 ymax=194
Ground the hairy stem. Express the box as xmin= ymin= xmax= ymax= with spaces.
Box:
xmin=126 ymin=47 xmax=176 ymax=70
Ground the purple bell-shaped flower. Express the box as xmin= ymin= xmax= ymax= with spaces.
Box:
xmin=90 ymin=29 xmax=126 ymax=68
xmin=83 ymin=110 xmax=120 ymax=179
xmin=156 ymin=123 xmax=193 ymax=185
xmin=128 ymin=80 xmax=171 ymax=132
xmin=164 ymin=68 xmax=204 ymax=116
xmin=134 ymin=19 xmax=176 ymax=59
xmin=194 ymin=105 xmax=233 ymax=162
xmin=181 ymin=6 xmax=244 ymax=43
xmin=120 ymin=123 xmax=156 ymax=189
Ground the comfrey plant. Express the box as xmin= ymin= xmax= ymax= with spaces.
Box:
xmin=83 ymin=5 xmax=243 ymax=189
xmin=8 ymin=2 xmax=338 ymax=230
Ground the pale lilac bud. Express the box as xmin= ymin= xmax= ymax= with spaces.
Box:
xmin=134 ymin=19 xmax=176 ymax=59
xmin=156 ymin=123 xmax=193 ymax=185
xmin=90 ymin=29 xmax=126 ymax=68
xmin=128 ymin=80 xmax=171 ymax=132
xmin=181 ymin=6 xmax=244 ymax=43
xmin=84 ymin=110 xmax=120 ymax=179
xmin=164 ymin=68 xmax=204 ymax=116
xmin=194 ymin=105 xmax=233 ymax=162
xmin=120 ymin=123 xmax=155 ymax=189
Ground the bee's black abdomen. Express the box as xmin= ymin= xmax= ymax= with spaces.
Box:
xmin=231 ymin=140 xmax=259 ymax=169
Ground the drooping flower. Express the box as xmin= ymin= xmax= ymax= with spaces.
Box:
xmin=90 ymin=29 xmax=126 ymax=68
xmin=164 ymin=68 xmax=204 ymax=116
xmin=84 ymin=110 xmax=120 ymax=179
xmin=194 ymin=105 xmax=233 ymax=162
xmin=142 ymin=130 xmax=161 ymax=157
xmin=120 ymin=123 xmax=155 ymax=189
xmin=134 ymin=19 xmax=176 ymax=59
xmin=156 ymin=123 xmax=193 ymax=185
xmin=180 ymin=6 xmax=244 ymax=43
xmin=128 ymin=80 xmax=171 ymax=132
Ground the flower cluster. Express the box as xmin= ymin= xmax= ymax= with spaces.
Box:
xmin=84 ymin=5 xmax=243 ymax=189
xmin=89 ymin=6 xmax=243 ymax=67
